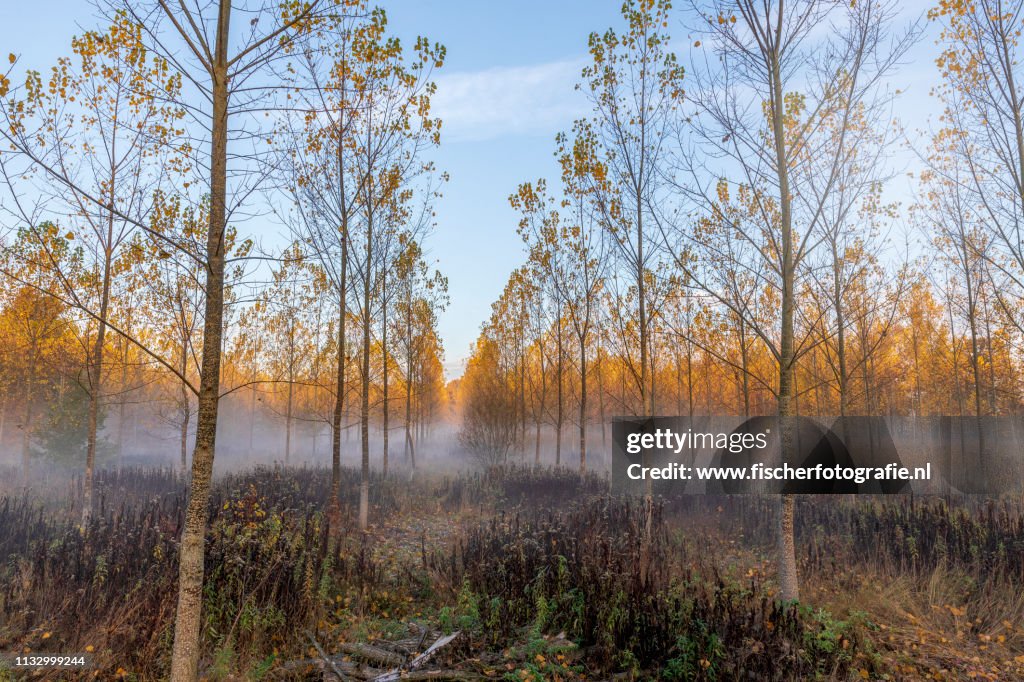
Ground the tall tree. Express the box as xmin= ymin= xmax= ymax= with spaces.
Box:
xmin=0 ymin=15 xmax=185 ymax=522
xmin=95 ymin=2 xmax=340 ymax=678
xmin=669 ymin=0 xmax=917 ymax=601
xmin=928 ymin=0 xmax=1024 ymax=341
xmin=577 ymin=0 xmax=684 ymax=416
xmin=344 ymin=7 xmax=443 ymax=529
xmin=512 ymin=127 xmax=609 ymax=472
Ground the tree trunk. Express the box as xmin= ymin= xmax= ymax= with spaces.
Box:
xmin=285 ymin=369 xmax=293 ymax=465
xmin=381 ymin=274 xmax=389 ymax=478
xmin=359 ymin=179 xmax=372 ymax=531
xmin=117 ymin=339 xmax=128 ymax=465
xmin=21 ymin=354 xmax=35 ymax=485
xmin=180 ymin=342 xmax=189 ymax=471
xmin=833 ymin=245 xmax=849 ymax=418
xmin=771 ymin=47 xmax=799 ymax=604
xmin=83 ymin=245 xmax=113 ymax=524
xmin=981 ymin=288 xmax=998 ymax=415
xmin=329 ymin=129 xmax=349 ymax=536
xmin=169 ymin=3 xmax=231 ymax=678
xmin=597 ymin=353 xmax=606 ymax=449
xmin=534 ymin=421 xmax=540 ymax=467
xmin=0 ymin=391 xmax=7 ymax=451
xmin=404 ymin=296 xmax=415 ymax=469
xmin=578 ymin=333 xmax=587 ymax=473
xmin=555 ymin=306 xmax=563 ymax=467
xmin=637 ymin=193 xmax=648 ymax=417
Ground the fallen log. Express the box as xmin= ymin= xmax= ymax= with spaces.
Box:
xmin=277 ymin=656 xmax=382 ymax=680
xmin=370 ymin=631 xmax=462 ymax=682
xmin=279 ymin=628 xmax=474 ymax=681
xmin=372 ymin=671 xmax=479 ymax=681
xmin=337 ymin=642 xmax=407 ymax=668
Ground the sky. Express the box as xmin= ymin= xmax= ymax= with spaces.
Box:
xmin=0 ymin=0 xmax=940 ymax=380
xmin=382 ymin=1 xmax=624 ymax=378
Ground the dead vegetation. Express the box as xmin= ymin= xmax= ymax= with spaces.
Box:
xmin=1 ymin=466 xmax=1022 ymax=680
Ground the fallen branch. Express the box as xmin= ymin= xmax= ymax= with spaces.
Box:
xmin=373 ymin=671 xmax=479 ymax=681
xmin=371 ymin=631 xmax=462 ymax=682
xmin=338 ymin=642 xmax=407 ymax=668
xmin=277 ymin=657 xmax=382 ymax=680
xmin=306 ymin=630 xmax=353 ymax=681
xmin=280 ymin=629 xmax=473 ymax=682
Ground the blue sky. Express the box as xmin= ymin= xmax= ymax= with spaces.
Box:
xmin=1 ymin=0 xmax=940 ymax=378
xmin=386 ymin=0 xmax=939 ymax=378
xmin=383 ymin=1 xmax=625 ymax=377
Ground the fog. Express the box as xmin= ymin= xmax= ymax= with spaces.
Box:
xmin=0 ymin=391 xmax=615 ymax=498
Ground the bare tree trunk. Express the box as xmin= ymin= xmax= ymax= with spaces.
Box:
xmin=249 ymin=320 xmax=258 ymax=454
xmin=637 ymin=198 xmax=648 ymax=417
xmin=771 ymin=46 xmax=799 ymax=603
xmin=555 ymin=305 xmax=563 ymax=467
xmin=776 ymin=494 xmax=798 ymax=600
xmin=381 ymin=274 xmax=389 ymax=477
xmin=285 ymin=371 xmax=293 ymax=465
xmin=404 ymin=297 xmax=414 ymax=469
xmin=179 ymin=342 xmax=189 ymax=471
xmin=169 ymin=4 xmax=231 ymax=677
xmin=534 ymin=421 xmax=540 ymax=467
xmin=832 ymin=246 xmax=849 ymax=418
xmin=597 ymin=353 xmax=606 ymax=449
xmin=688 ymin=356 xmax=698 ymax=418
xmin=520 ymin=298 xmax=528 ymax=457
xmin=329 ymin=137 xmax=349 ymax=536
xmin=650 ymin=346 xmax=657 ymax=414
xmin=0 ymin=391 xmax=7 ymax=450
xmin=981 ymin=288 xmax=998 ymax=415
xmin=359 ymin=180 xmax=372 ymax=531
xmin=83 ymin=245 xmax=113 ymax=524
xmin=248 ymin=386 xmax=255 ymax=452
xmin=578 ymin=333 xmax=587 ymax=473
xmin=21 ymin=356 xmax=35 ymax=485
xmin=117 ymin=345 xmax=128 ymax=466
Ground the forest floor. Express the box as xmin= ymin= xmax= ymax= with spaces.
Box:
xmin=1 ymin=466 xmax=1023 ymax=681
xmin=348 ymin=503 xmax=1024 ymax=681
xmin=669 ymin=516 xmax=1024 ymax=681
xmin=317 ymin=491 xmax=1024 ymax=680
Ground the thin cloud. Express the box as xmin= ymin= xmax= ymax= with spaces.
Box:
xmin=434 ymin=58 xmax=589 ymax=143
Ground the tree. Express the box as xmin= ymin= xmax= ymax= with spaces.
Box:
xmin=512 ymin=126 xmax=609 ymax=471
xmin=577 ymin=0 xmax=684 ymax=417
xmin=344 ymin=10 xmax=443 ymax=527
xmin=458 ymin=336 xmax=519 ymax=467
xmin=0 ymin=14 xmax=186 ymax=522
xmin=390 ymin=235 xmax=447 ymax=470
xmin=928 ymin=0 xmax=1024 ymax=344
xmin=263 ymin=242 xmax=319 ymax=465
xmin=283 ymin=4 xmax=369 ymax=532
xmin=668 ymin=0 xmax=917 ymax=601
xmin=92 ymin=2 xmax=342 ymax=678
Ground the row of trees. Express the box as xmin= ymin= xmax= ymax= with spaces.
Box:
xmin=0 ymin=231 xmax=448 ymax=466
xmin=459 ymin=0 xmax=1024 ymax=605
xmin=0 ymin=2 xmax=448 ymax=679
